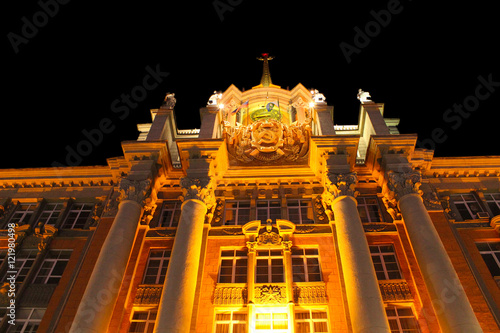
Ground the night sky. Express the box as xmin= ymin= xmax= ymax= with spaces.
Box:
xmin=3 ymin=1 xmax=499 ymax=169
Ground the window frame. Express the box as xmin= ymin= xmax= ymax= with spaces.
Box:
xmin=7 ymin=203 xmax=37 ymax=227
xmin=476 ymin=241 xmax=500 ymax=277
xmin=357 ymin=196 xmax=383 ymax=223
xmin=7 ymin=308 xmax=45 ymax=333
xmin=33 ymin=250 xmax=72 ymax=284
xmin=286 ymin=199 xmax=314 ymax=224
xmin=223 ymin=200 xmax=251 ymax=226
xmin=6 ymin=249 xmax=38 ymax=283
xmin=294 ymin=308 xmax=330 ymax=333
xmin=255 ymin=249 xmax=284 ymax=284
xmin=142 ymin=249 xmax=171 ymax=285
xmin=218 ymin=248 xmax=248 ymax=284
xmin=256 ymin=200 xmax=281 ymax=222
xmin=484 ymin=194 xmax=500 ymax=216
xmin=36 ymin=203 xmax=64 ymax=226
xmin=369 ymin=244 xmax=403 ymax=280
xmin=128 ymin=308 xmax=157 ymax=333
xmin=158 ymin=200 xmax=182 ymax=227
xmin=61 ymin=203 xmax=95 ymax=229
xmin=452 ymin=194 xmax=484 ymax=220
xmin=291 ymin=247 xmax=322 ymax=282
xmin=385 ymin=305 xmax=421 ymax=333
xmin=214 ymin=309 xmax=248 ymax=333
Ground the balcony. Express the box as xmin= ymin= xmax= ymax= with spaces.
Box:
xmin=213 ymin=283 xmax=248 ymax=305
xmin=133 ymin=284 xmax=163 ymax=305
xmin=293 ymin=282 xmax=328 ymax=304
xmin=378 ymin=280 xmax=413 ymax=302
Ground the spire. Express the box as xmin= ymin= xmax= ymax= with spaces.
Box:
xmin=253 ymin=53 xmax=281 ymax=89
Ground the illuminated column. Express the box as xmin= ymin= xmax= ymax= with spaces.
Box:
xmin=70 ymin=178 xmax=151 ymax=333
xmin=282 ymin=240 xmax=295 ymax=331
xmin=246 ymin=241 xmax=257 ymax=333
xmin=323 ymin=172 xmax=391 ymax=333
xmin=155 ymin=177 xmax=215 ymax=333
xmin=386 ymin=170 xmax=482 ymax=333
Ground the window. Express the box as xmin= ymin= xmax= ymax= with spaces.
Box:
xmin=256 ymin=200 xmax=281 ymax=221
xmin=128 ymin=309 xmax=157 ymax=333
xmin=485 ymin=194 xmax=500 ymax=216
xmin=452 ymin=194 xmax=484 ymax=220
xmin=256 ymin=249 xmax=284 ymax=283
xmin=224 ymin=201 xmax=251 ymax=225
xmin=370 ymin=245 xmax=402 ymax=280
xmin=476 ymin=242 xmax=500 ymax=276
xmin=215 ymin=310 xmax=247 ymax=333
xmin=287 ymin=199 xmax=314 ymax=224
xmin=159 ymin=201 xmax=182 ymax=227
xmin=218 ymin=249 xmax=248 ymax=283
xmin=295 ymin=309 xmax=329 ymax=333
xmin=255 ymin=312 xmax=288 ymax=331
xmin=357 ymin=197 xmax=382 ymax=223
xmin=292 ymin=248 xmax=322 ymax=282
xmin=37 ymin=203 xmax=64 ymax=226
xmin=61 ymin=203 xmax=94 ymax=229
xmin=5 ymin=250 xmax=38 ymax=283
xmin=386 ymin=306 xmax=421 ymax=333
xmin=7 ymin=308 xmax=45 ymax=333
xmin=33 ymin=250 xmax=72 ymax=284
xmin=143 ymin=249 xmax=171 ymax=284
xmin=7 ymin=203 xmax=36 ymax=227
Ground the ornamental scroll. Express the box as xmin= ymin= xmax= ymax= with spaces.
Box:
xmin=224 ymin=118 xmax=311 ymax=165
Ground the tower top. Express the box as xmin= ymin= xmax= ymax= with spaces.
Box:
xmin=254 ymin=53 xmax=280 ymax=89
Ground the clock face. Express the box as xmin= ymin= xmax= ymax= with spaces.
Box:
xmin=250 ymin=107 xmax=282 ymax=122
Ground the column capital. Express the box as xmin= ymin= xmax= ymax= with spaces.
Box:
xmin=180 ymin=176 xmax=215 ymax=209
xmin=118 ymin=178 xmax=152 ymax=207
xmin=322 ymin=172 xmax=358 ymax=206
xmin=385 ymin=169 xmax=422 ymax=202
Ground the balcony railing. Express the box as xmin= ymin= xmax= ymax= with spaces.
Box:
xmin=213 ymin=283 xmax=247 ymax=305
xmin=134 ymin=284 xmax=163 ymax=305
xmin=378 ymin=280 xmax=413 ymax=302
xmin=293 ymin=282 xmax=328 ymax=304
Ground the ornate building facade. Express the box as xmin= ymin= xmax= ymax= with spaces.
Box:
xmin=1 ymin=55 xmax=500 ymax=332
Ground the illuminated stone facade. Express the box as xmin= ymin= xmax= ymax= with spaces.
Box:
xmin=1 ymin=57 xmax=500 ymax=332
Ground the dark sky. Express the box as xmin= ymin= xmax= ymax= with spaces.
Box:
xmin=3 ymin=1 xmax=499 ymax=169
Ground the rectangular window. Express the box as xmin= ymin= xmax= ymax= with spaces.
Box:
xmin=218 ymin=249 xmax=248 ymax=283
xmin=143 ymin=249 xmax=171 ymax=284
xmin=37 ymin=203 xmax=64 ymax=226
xmin=255 ymin=312 xmax=288 ymax=330
xmin=6 ymin=249 xmax=38 ymax=283
xmin=61 ymin=203 xmax=94 ymax=229
xmin=476 ymin=242 xmax=500 ymax=277
xmin=452 ymin=194 xmax=484 ymax=220
xmin=370 ymin=245 xmax=402 ymax=280
xmin=485 ymin=194 xmax=500 ymax=216
xmin=256 ymin=200 xmax=281 ymax=221
xmin=224 ymin=201 xmax=251 ymax=225
xmin=7 ymin=203 xmax=36 ymax=227
xmin=291 ymin=248 xmax=322 ymax=282
xmin=33 ymin=250 xmax=72 ymax=284
xmin=386 ymin=306 xmax=421 ymax=333
xmin=256 ymin=249 xmax=284 ymax=283
xmin=128 ymin=309 xmax=157 ymax=333
xmin=295 ymin=309 xmax=329 ymax=333
xmin=159 ymin=201 xmax=182 ymax=227
xmin=357 ymin=197 xmax=382 ymax=223
xmin=287 ymin=199 xmax=314 ymax=224
xmin=215 ymin=310 xmax=247 ymax=333
xmin=7 ymin=308 xmax=45 ymax=333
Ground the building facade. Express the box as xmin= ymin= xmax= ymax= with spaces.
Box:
xmin=2 ymin=56 xmax=500 ymax=332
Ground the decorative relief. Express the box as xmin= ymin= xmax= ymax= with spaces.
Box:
xmin=214 ymin=285 xmax=248 ymax=305
xmin=224 ymin=118 xmax=311 ymax=165
xmin=180 ymin=176 xmax=215 ymax=209
xmin=119 ymin=178 xmax=152 ymax=206
xmin=211 ymin=199 xmax=224 ymax=225
xmin=254 ymin=285 xmax=287 ymax=304
xmin=293 ymin=283 xmax=327 ymax=304
xmin=257 ymin=220 xmax=282 ymax=246
xmin=314 ymin=196 xmax=329 ymax=223
xmin=385 ymin=170 xmax=421 ymax=202
xmin=322 ymin=172 xmax=358 ymax=206
xmin=134 ymin=285 xmax=163 ymax=305
xmin=378 ymin=280 xmax=413 ymax=302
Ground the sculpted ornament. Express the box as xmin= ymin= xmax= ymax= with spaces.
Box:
xmin=385 ymin=170 xmax=422 ymax=202
xmin=180 ymin=177 xmax=215 ymax=209
xmin=322 ymin=172 xmax=358 ymax=206
xmin=225 ymin=118 xmax=311 ymax=165
xmin=119 ymin=178 xmax=152 ymax=206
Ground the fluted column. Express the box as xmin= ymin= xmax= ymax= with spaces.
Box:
xmin=386 ymin=170 xmax=482 ymax=333
xmin=70 ymin=178 xmax=151 ymax=333
xmin=323 ymin=172 xmax=390 ymax=333
xmin=155 ymin=177 xmax=215 ymax=333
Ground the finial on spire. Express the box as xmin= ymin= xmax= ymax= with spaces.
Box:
xmin=253 ymin=53 xmax=280 ymax=89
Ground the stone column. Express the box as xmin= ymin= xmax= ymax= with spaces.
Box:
xmin=70 ymin=178 xmax=151 ymax=333
xmin=323 ymin=172 xmax=390 ymax=333
xmin=386 ymin=170 xmax=482 ymax=333
xmin=154 ymin=177 xmax=215 ymax=333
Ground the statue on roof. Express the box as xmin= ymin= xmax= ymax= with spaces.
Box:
xmin=163 ymin=93 xmax=176 ymax=109
xmin=357 ymin=89 xmax=372 ymax=104
xmin=207 ymin=91 xmax=222 ymax=106
xmin=311 ymin=89 xmax=326 ymax=103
